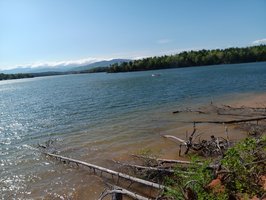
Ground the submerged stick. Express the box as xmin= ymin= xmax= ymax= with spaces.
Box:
xmin=43 ymin=152 xmax=165 ymax=190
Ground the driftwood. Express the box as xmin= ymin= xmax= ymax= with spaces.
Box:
xmin=98 ymin=184 xmax=152 ymax=200
xmin=162 ymin=135 xmax=187 ymax=144
xmin=131 ymin=154 xmax=195 ymax=165
xmin=38 ymin=102 xmax=265 ymax=199
xmin=173 ymin=103 xmax=266 ymax=125
xmin=131 ymin=154 xmax=219 ymax=170
xmin=171 ymin=104 xmax=266 ymax=153
xmin=114 ymin=160 xmax=174 ymax=173
xmin=162 ymin=123 xmax=229 ymax=157
xmin=192 ymin=116 xmax=266 ymax=124
xmin=43 ymin=152 xmax=165 ymax=190
xmin=172 ymin=103 xmax=266 ymax=139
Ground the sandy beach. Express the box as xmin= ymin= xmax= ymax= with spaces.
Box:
xmin=65 ymin=92 xmax=266 ymax=199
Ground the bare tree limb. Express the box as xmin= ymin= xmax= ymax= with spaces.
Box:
xmin=162 ymin=135 xmax=187 ymax=144
xmin=114 ymin=160 xmax=174 ymax=173
xmin=98 ymin=185 xmax=152 ymax=200
xmin=43 ymin=152 xmax=165 ymax=190
xmin=190 ymin=116 xmax=266 ymax=124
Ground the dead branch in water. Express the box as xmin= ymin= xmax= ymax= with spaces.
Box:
xmin=162 ymin=123 xmax=230 ymax=157
xmin=173 ymin=103 xmax=266 ymax=138
xmin=173 ymin=104 xmax=266 ymax=120
xmin=191 ymin=116 xmax=266 ymax=124
xmin=42 ymin=151 xmax=165 ymax=190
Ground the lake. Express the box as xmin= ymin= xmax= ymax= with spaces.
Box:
xmin=0 ymin=62 xmax=266 ymax=199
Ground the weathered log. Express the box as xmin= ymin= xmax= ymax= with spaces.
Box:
xmin=190 ymin=116 xmax=266 ymax=124
xmin=43 ymin=152 xmax=165 ymax=190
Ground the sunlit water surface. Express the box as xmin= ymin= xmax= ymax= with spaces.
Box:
xmin=0 ymin=62 xmax=266 ymax=199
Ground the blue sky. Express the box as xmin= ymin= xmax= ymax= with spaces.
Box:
xmin=0 ymin=0 xmax=266 ymax=70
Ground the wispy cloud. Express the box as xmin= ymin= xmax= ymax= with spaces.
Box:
xmin=3 ymin=57 xmax=112 ymax=70
xmin=156 ymin=39 xmax=172 ymax=44
xmin=252 ymin=38 xmax=266 ymax=45
xmin=29 ymin=57 xmax=100 ymax=68
xmin=1 ymin=46 xmax=206 ymax=70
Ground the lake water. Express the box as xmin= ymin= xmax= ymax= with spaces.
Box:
xmin=0 ymin=62 xmax=266 ymax=199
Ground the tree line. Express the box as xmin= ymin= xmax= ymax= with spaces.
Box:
xmin=1 ymin=45 xmax=265 ymax=80
xmin=0 ymin=73 xmax=33 ymax=81
xmin=107 ymin=45 xmax=266 ymax=73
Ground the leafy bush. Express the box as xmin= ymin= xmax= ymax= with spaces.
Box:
xmin=165 ymin=156 xmax=228 ymax=200
xmin=164 ymin=136 xmax=266 ymax=199
xmin=221 ymin=136 xmax=266 ymax=197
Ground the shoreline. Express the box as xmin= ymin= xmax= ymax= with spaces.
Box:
xmin=71 ymin=92 xmax=266 ymax=199
xmin=5 ymin=91 xmax=266 ymax=199
xmin=115 ymin=92 xmax=266 ymax=159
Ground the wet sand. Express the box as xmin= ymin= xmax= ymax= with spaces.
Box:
xmin=27 ymin=92 xmax=266 ymax=199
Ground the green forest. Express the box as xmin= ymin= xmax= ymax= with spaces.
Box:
xmin=108 ymin=45 xmax=266 ymax=73
xmin=0 ymin=73 xmax=33 ymax=81
xmin=1 ymin=45 xmax=266 ymax=80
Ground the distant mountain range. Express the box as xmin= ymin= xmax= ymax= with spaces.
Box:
xmin=0 ymin=59 xmax=130 ymax=74
xmin=69 ymin=59 xmax=130 ymax=72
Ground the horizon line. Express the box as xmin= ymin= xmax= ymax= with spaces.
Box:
xmin=1 ymin=43 xmax=265 ymax=71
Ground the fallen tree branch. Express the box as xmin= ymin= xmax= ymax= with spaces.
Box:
xmin=190 ymin=116 xmax=266 ymax=124
xmin=131 ymin=154 xmax=195 ymax=165
xmin=131 ymin=155 xmax=219 ymax=169
xmin=157 ymin=158 xmax=195 ymax=165
xmin=114 ymin=160 xmax=174 ymax=173
xmin=162 ymin=135 xmax=187 ymax=144
xmin=98 ymin=185 xmax=152 ymax=200
xmin=43 ymin=152 xmax=165 ymax=190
